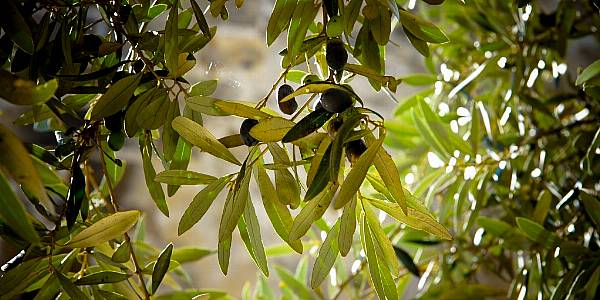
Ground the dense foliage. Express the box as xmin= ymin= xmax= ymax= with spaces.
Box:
xmin=0 ymin=0 xmax=599 ymax=299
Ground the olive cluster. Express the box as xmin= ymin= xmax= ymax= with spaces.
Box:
xmin=239 ymin=38 xmax=366 ymax=161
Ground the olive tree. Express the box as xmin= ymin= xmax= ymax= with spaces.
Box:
xmin=0 ymin=0 xmax=599 ymax=299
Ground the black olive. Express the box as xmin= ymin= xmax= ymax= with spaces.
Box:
xmin=327 ymin=116 xmax=343 ymax=139
xmin=133 ymin=60 xmax=145 ymax=73
xmin=277 ymin=84 xmax=298 ymax=115
xmin=302 ymin=74 xmax=320 ymax=84
xmin=320 ymin=88 xmax=353 ymax=113
xmin=82 ymin=34 xmax=103 ymax=55
xmin=345 ymin=139 xmax=367 ymax=164
xmin=324 ymin=0 xmax=339 ymax=18
xmin=104 ymin=111 xmax=125 ymax=132
xmin=422 ymin=0 xmax=445 ymax=4
xmin=240 ymin=119 xmax=259 ymax=146
xmin=108 ymin=130 xmax=125 ymax=151
xmin=326 ymin=39 xmax=348 ymax=73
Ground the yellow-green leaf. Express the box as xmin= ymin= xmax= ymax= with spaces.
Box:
xmin=172 ymin=116 xmax=241 ymax=165
xmin=333 ymin=137 xmax=383 ymax=209
xmin=338 ymin=194 xmax=357 ymax=257
xmin=250 ymin=117 xmax=295 ymax=142
xmin=310 ymin=221 xmax=339 ymax=288
xmin=214 ymin=100 xmax=272 ymax=120
xmin=0 ymin=124 xmax=54 ymax=215
xmin=289 ymin=183 xmax=337 ymax=241
xmin=239 ymin=200 xmax=269 ymax=276
xmin=0 ymin=170 xmax=40 ymax=244
xmin=65 ymin=210 xmax=140 ymax=248
xmin=268 ymin=143 xmax=301 ymax=208
xmin=155 ymin=170 xmax=217 ymax=185
xmin=219 ymin=163 xmax=252 ymax=241
xmin=368 ymin=197 xmax=452 ymax=240
xmin=178 ymin=175 xmax=233 ymax=235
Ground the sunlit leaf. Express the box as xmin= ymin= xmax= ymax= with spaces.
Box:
xmin=0 ymin=124 xmax=54 ymax=215
xmin=333 ymin=136 xmax=383 ymax=209
xmin=178 ymin=175 xmax=233 ymax=235
xmin=65 ymin=211 xmax=140 ymax=248
xmin=250 ymin=117 xmax=295 ymax=142
xmin=310 ymin=221 xmax=339 ymax=288
xmin=172 ymin=116 xmax=241 ymax=165
xmin=0 ymin=170 xmax=39 ymax=244
xmin=155 ymin=170 xmax=217 ymax=185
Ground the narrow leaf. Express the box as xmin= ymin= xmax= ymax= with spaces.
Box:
xmin=66 ymin=211 xmax=140 ymax=248
xmin=172 ymin=116 xmax=241 ymax=165
xmin=152 ymin=243 xmax=173 ymax=294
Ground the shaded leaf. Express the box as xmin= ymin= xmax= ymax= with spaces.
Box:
xmin=90 ymin=73 xmax=142 ymax=120
xmin=282 ymin=108 xmax=334 ymax=143
xmin=75 ymin=271 xmax=130 ymax=285
xmin=152 ymin=243 xmax=173 ymax=294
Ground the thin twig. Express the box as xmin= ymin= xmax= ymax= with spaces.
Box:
xmin=97 ymin=141 xmax=150 ymax=300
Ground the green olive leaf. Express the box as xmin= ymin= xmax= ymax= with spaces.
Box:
xmin=90 ymin=73 xmax=142 ymax=120
xmin=178 ymin=175 xmax=233 ymax=235
xmin=65 ymin=210 xmax=140 ymax=248
xmin=267 ymin=0 xmax=298 ymax=45
xmin=253 ymin=159 xmax=303 ymax=253
xmin=239 ymin=199 xmax=269 ymax=276
xmin=0 ymin=170 xmax=40 ymax=244
xmin=250 ymin=117 xmax=296 ymax=142
xmin=0 ymin=124 xmax=54 ymax=216
xmin=155 ymin=170 xmax=217 ymax=185
xmin=151 ymin=243 xmax=173 ymax=294
xmin=282 ymin=108 xmax=334 ymax=143
xmin=399 ymin=10 xmax=449 ymax=44
xmin=338 ymin=194 xmax=357 ymax=257
xmin=172 ymin=116 xmax=241 ymax=165
xmin=333 ymin=136 xmax=383 ymax=209
xmin=75 ymin=271 xmax=130 ymax=285
xmin=310 ymin=221 xmax=340 ymax=288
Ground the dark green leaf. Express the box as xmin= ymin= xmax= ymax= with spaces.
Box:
xmin=75 ymin=271 xmax=130 ymax=285
xmin=152 ymin=243 xmax=173 ymax=294
xmin=90 ymin=73 xmax=142 ymax=120
xmin=282 ymin=108 xmax=334 ymax=143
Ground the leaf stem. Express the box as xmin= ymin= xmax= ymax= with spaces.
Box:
xmin=97 ymin=140 xmax=151 ymax=300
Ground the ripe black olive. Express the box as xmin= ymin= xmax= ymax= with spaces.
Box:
xmin=326 ymin=39 xmax=348 ymax=73
xmin=320 ymin=88 xmax=353 ymax=113
xmin=327 ymin=116 xmax=343 ymax=139
xmin=277 ymin=84 xmax=298 ymax=115
xmin=345 ymin=139 xmax=367 ymax=164
xmin=240 ymin=119 xmax=259 ymax=146
xmin=133 ymin=60 xmax=145 ymax=73
xmin=104 ymin=111 xmax=125 ymax=132
xmin=108 ymin=130 xmax=125 ymax=151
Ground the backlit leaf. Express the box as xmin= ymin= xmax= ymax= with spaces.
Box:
xmin=178 ymin=175 xmax=233 ymax=235
xmin=0 ymin=170 xmax=39 ymax=244
xmin=0 ymin=124 xmax=54 ymax=215
xmin=310 ymin=221 xmax=339 ymax=288
xmin=155 ymin=170 xmax=217 ymax=185
xmin=333 ymin=136 xmax=383 ymax=209
xmin=172 ymin=116 xmax=241 ymax=165
xmin=66 ymin=210 xmax=140 ymax=248
xmin=250 ymin=117 xmax=295 ymax=142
